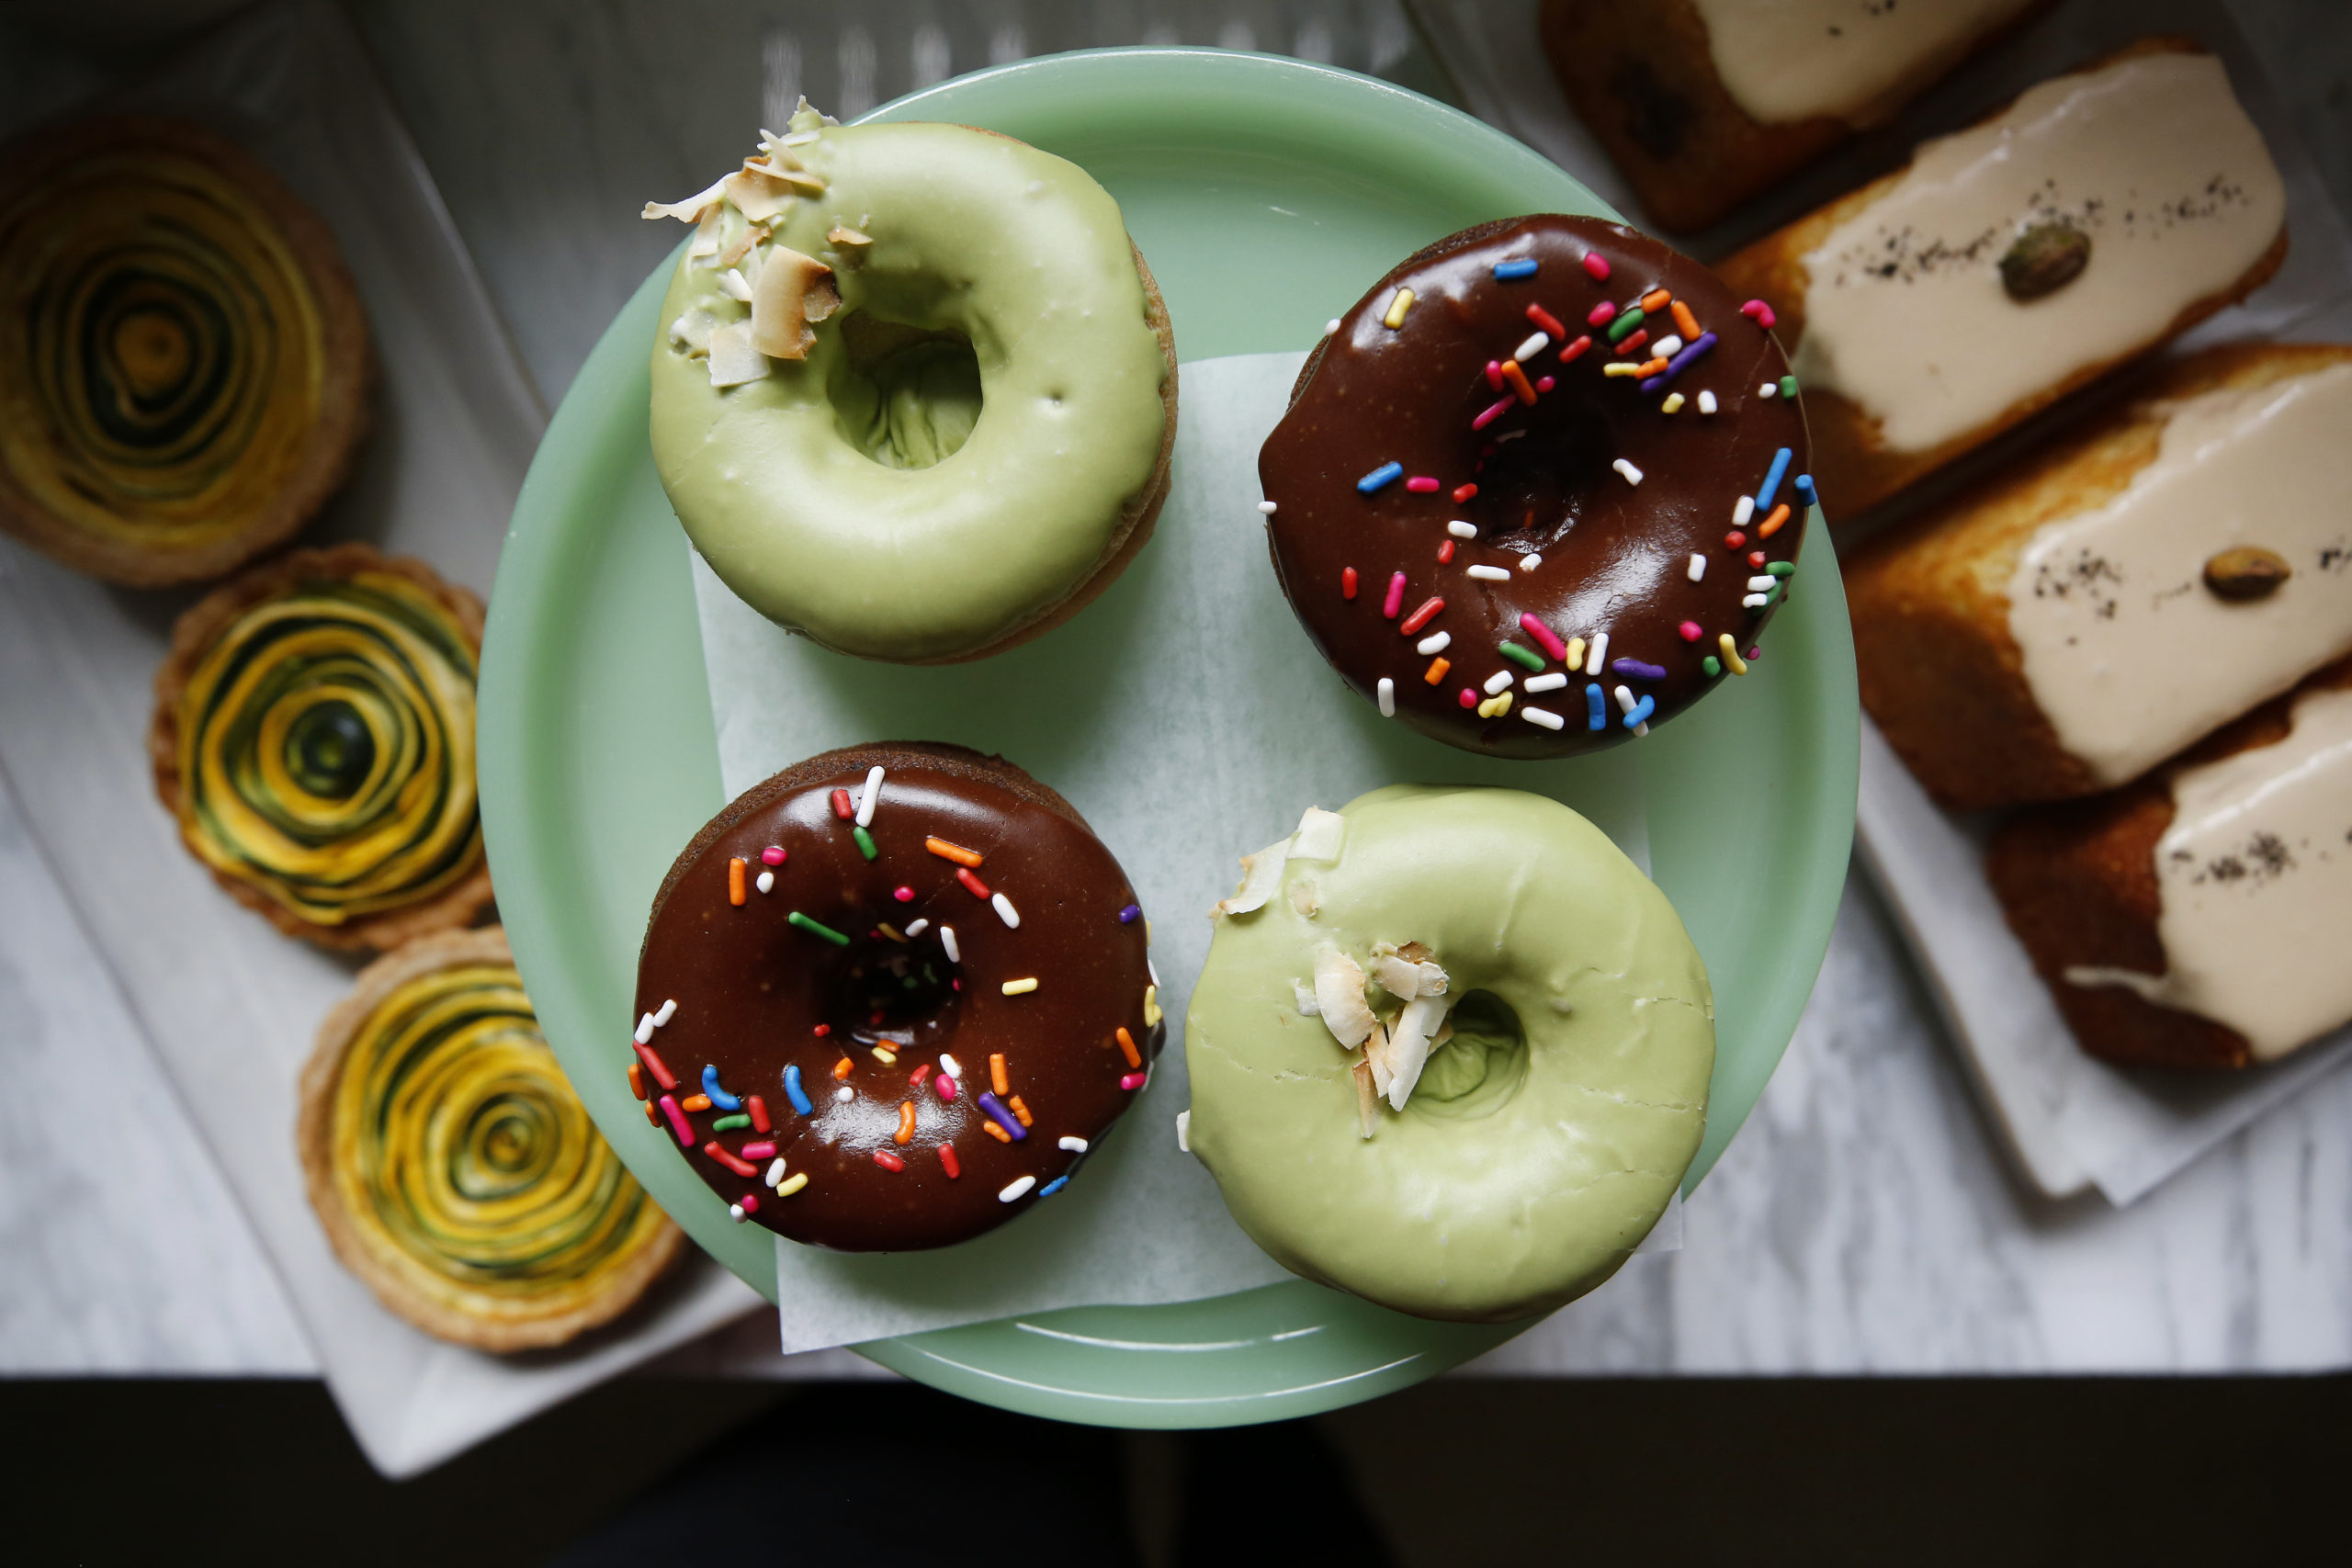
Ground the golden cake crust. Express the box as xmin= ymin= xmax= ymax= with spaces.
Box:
xmin=1846 ymin=342 xmax=2352 ymax=812
xmin=1711 ymin=38 xmax=2288 ymax=520
xmin=1540 ymin=0 xmax=2055 ymax=234
xmin=1986 ymin=657 xmax=2352 ymax=1069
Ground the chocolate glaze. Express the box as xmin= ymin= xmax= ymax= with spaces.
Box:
xmin=1260 ymin=216 xmax=1810 ymax=757
xmin=633 ymin=743 xmax=1161 ymax=1251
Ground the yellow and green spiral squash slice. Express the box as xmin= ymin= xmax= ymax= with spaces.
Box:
xmin=0 ymin=136 xmax=326 ymax=556
xmin=331 ymin=961 xmax=672 ymax=1317
xmin=176 ymin=566 xmax=481 ymax=928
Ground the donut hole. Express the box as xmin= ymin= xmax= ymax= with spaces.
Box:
xmin=1408 ymin=989 xmax=1528 ymax=1122
xmin=1474 ymin=389 xmax=1615 ymax=553
xmin=821 ymin=924 xmax=961 ymax=1050
xmin=829 ymin=312 xmax=983 ymax=470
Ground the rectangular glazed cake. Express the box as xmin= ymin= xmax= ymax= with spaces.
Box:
xmin=1846 ymin=342 xmax=2352 ymax=811
xmin=1714 ymin=37 xmax=2289 ymax=517
xmin=1540 ymin=0 xmax=2051 ymax=232
xmin=1986 ymin=657 xmax=2352 ymax=1068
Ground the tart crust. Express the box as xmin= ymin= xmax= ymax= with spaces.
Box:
xmin=298 ymin=927 xmax=685 ymax=1350
xmin=150 ymin=542 xmax=494 ymax=950
xmin=0 ymin=116 xmax=374 ymax=586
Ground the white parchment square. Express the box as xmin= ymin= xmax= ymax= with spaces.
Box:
xmin=691 ymin=352 xmax=1661 ymax=1351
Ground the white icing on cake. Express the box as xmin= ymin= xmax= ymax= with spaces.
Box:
xmin=2064 ymin=684 xmax=2352 ymax=1061
xmin=1692 ymin=0 xmax=2038 ymax=127
xmin=1791 ymin=51 xmax=2285 ymax=453
xmin=2006 ymin=363 xmax=2352 ymax=786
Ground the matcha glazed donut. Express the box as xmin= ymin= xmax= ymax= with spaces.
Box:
xmin=643 ymin=99 xmax=1176 ymax=663
xmin=1185 ymin=786 xmax=1714 ymax=1323
xmin=0 ymin=117 xmax=372 ymax=587
xmin=150 ymin=543 xmax=493 ymax=951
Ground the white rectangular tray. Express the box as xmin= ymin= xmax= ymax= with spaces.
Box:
xmin=0 ymin=0 xmax=760 ymax=1476
xmin=1416 ymin=0 xmax=2352 ymax=1203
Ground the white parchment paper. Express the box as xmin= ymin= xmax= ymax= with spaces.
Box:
xmin=691 ymin=352 xmax=1668 ymax=1353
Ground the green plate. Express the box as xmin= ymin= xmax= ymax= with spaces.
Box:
xmin=480 ymin=48 xmax=1858 ymax=1425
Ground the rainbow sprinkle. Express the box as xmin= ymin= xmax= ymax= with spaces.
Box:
xmin=787 ymin=910 xmax=848 ymax=945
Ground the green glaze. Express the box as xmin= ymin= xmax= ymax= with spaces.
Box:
xmin=1187 ymin=786 xmax=1713 ymax=1323
xmin=648 ymin=112 xmax=1170 ymax=661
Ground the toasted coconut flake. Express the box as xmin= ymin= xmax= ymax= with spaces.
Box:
xmin=1363 ymin=1019 xmax=1394 ymax=1097
xmin=1371 ymin=953 xmax=1420 ymax=1000
xmin=749 ymin=245 xmax=838 ymax=361
xmin=705 ymin=321 xmax=770 ymax=387
xmin=722 ymin=165 xmax=797 ymax=223
xmin=718 ymin=267 xmax=754 ymax=303
xmin=1288 ymin=879 xmax=1319 ymax=919
xmin=1290 ymin=807 xmax=1345 ymax=862
xmin=642 ymin=177 xmax=727 ymax=222
xmin=1385 ymin=995 xmax=1449 ymax=1111
xmin=786 ymin=96 xmax=838 ymax=132
xmin=1292 ymin=979 xmax=1320 ymax=1016
xmin=1213 ymin=837 xmax=1289 ymax=918
xmin=669 ymin=307 xmax=722 ymax=356
xmin=1370 ymin=944 xmax=1448 ymax=1001
xmin=715 ymin=221 xmax=769 ymax=270
xmin=1352 ymin=1058 xmax=1380 ymax=1139
xmin=1313 ymin=947 xmax=1374 ymax=1049
xmin=827 ymin=225 xmax=874 ymax=259
xmin=1176 ymin=1109 xmax=1191 ymax=1154
xmin=687 ymin=205 xmax=725 ymax=264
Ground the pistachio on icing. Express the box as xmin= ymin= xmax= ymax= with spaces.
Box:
xmin=1999 ymin=224 xmax=2091 ymax=301
xmin=749 ymin=244 xmax=837 ymax=360
xmin=2202 ymin=545 xmax=2291 ymax=601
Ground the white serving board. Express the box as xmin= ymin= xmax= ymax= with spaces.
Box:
xmin=0 ymin=0 xmax=761 ymax=1476
xmin=1416 ymin=0 xmax=2352 ymax=1204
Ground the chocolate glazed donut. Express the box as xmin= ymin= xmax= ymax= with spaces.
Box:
xmin=1260 ymin=215 xmax=1811 ymax=758
xmin=632 ymin=742 xmax=1162 ymax=1251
